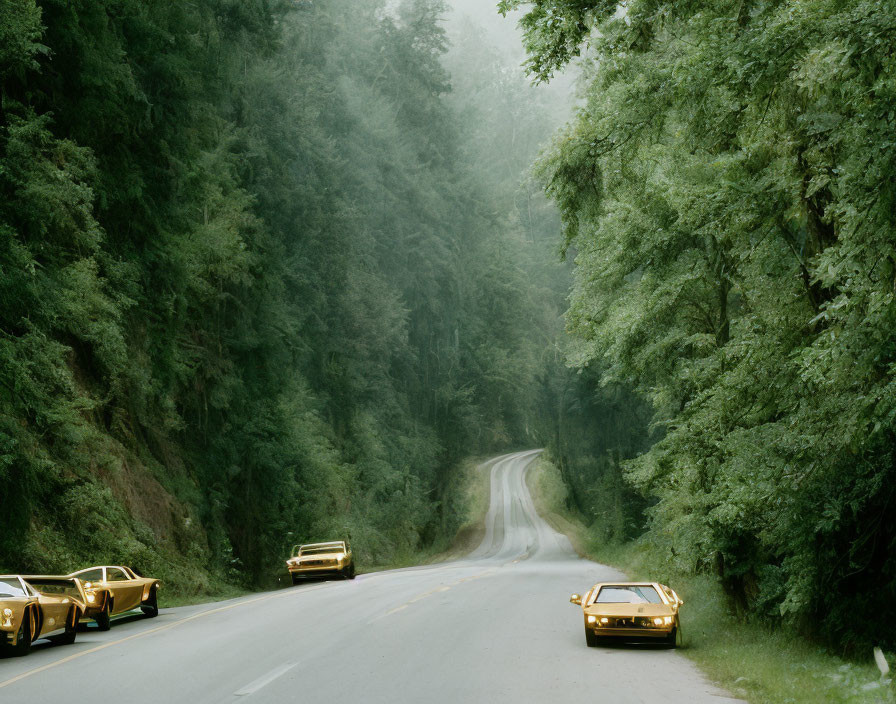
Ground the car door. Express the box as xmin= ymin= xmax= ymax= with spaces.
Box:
xmin=23 ymin=583 xmax=64 ymax=636
xmin=105 ymin=567 xmax=141 ymax=612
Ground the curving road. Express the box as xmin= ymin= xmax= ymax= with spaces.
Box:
xmin=0 ymin=450 xmax=740 ymax=702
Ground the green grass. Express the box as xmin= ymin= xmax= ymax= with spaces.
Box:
xmin=160 ymin=585 xmax=251 ymax=608
xmin=527 ymin=457 xmax=895 ymax=704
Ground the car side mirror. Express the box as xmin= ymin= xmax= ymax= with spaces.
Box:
xmin=570 ymin=594 xmax=582 ymax=605
xmin=678 ymin=599 xmax=684 ymax=607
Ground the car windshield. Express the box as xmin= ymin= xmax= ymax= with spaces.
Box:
xmin=0 ymin=578 xmax=26 ymax=597
xmin=299 ymin=545 xmax=343 ymax=556
xmin=595 ymin=585 xmax=663 ymax=604
xmin=73 ymin=568 xmax=104 ymax=582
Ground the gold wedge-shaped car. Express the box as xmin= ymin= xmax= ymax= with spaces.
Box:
xmin=286 ymin=541 xmax=355 ymax=583
xmin=0 ymin=575 xmax=87 ymax=656
xmin=67 ymin=565 xmax=161 ymax=630
xmin=570 ymin=582 xmax=683 ymax=647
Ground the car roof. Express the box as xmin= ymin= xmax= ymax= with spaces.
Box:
xmin=301 ymin=541 xmax=345 ymax=548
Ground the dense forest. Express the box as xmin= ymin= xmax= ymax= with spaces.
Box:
xmin=0 ymin=0 xmax=570 ymax=591
xmin=506 ymin=0 xmax=896 ymax=649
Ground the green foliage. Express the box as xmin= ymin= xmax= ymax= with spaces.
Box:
xmin=0 ymin=0 xmax=572 ymax=593
xmin=518 ymin=0 xmax=896 ymax=649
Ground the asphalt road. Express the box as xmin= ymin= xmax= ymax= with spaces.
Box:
xmin=0 ymin=449 xmax=741 ymax=703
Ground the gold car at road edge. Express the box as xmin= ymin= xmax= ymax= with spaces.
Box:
xmin=286 ymin=541 xmax=355 ymax=583
xmin=67 ymin=565 xmax=161 ymax=630
xmin=570 ymin=581 xmax=683 ymax=647
xmin=1 ymin=575 xmax=87 ymax=656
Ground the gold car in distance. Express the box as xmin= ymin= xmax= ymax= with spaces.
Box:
xmin=1 ymin=575 xmax=86 ymax=656
xmin=570 ymin=582 xmax=683 ymax=648
xmin=67 ymin=565 xmax=161 ymax=631
xmin=286 ymin=541 xmax=355 ymax=583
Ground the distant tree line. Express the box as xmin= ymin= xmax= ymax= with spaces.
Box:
xmin=503 ymin=0 xmax=896 ymax=649
xmin=0 ymin=0 xmax=565 ymax=589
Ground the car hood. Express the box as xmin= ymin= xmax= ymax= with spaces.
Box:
xmin=584 ymin=603 xmax=675 ymax=617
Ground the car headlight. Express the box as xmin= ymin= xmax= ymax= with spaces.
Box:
xmin=664 ymin=616 xmax=673 ymax=625
xmin=586 ymin=615 xmax=596 ymax=624
xmin=87 ymin=592 xmax=96 ymax=603
xmin=2 ymin=608 xmax=12 ymax=628
xmin=653 ymin=617 xmax=664 ymax=626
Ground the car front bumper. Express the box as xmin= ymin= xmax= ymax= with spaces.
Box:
xmin=288 ymin=566 xmax=345 ymax=577
xmin=590 ymin=626 xmax=673 ymax=638
xmin=0 ymin=624 xmax=19 ymax=646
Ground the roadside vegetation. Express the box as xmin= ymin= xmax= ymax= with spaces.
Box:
xmin=355 ymin=455 xmax=495 ymax=573
xmin=528 ymin=457 xmax=892 ymax=704
xmin=507 ymin=0 xmax=896 ymax=657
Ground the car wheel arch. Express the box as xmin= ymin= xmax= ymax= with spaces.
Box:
xmin=26 ymin=604 xmax=40 ymax=643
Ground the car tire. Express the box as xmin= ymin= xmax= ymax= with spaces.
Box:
xmin=95 ymin=599 xmax=112 ymax=631
xmin=344 ymin=564 xmax=356 ymax=580
xmin=50 ymin=608 xmax=77 ymax=645
xmin=141 ymin=587 xmax=159 ymax=618
xmin=9 ymin=612 xmax=32 ymax=656
xmin=291 ymin=574 xmax=300 ymax=586
xmin=666 ymin=627 xmax=678 ymax=648
xmin=585 ymin=628 xmax=599 ymax=647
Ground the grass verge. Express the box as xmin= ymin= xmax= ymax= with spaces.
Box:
xmin=527 ymin=456 xmax=894 ymax=704
xmin=161 ymin=585 xmax=251 ymax=608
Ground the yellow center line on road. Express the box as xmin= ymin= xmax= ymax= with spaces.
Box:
xmin=0 ymin=583 xmax=330 ymax=691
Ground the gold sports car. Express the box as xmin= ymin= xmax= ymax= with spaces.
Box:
xmin=67 ymin=565 xmax=161 ymax=630
xmin=286 ymin=541 xmax=355 ymax=583
xmin=0 ymin=575 xmax=87 ymax=656
xmin=570 ymin=581 xmax=683 ymax=647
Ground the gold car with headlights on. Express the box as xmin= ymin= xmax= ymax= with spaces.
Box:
xmin=286 ymin=541 xmax=355 ymax=583
xmin=570 ymin=582 xmax=683 ymax=648
xmin=1 ymin=575 xmax=87 ymax=656
xmin=67 ymin=565 xmax=161 ymax=631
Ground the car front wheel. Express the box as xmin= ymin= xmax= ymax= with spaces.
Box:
xmin=50 ymin=608 xmax=78 ymax=645
xmin=666 ymin=627 xmax=678 ymax=648
xmin=585 ymin=628 xmax=599 ymax=647
xmin=141 ymin=587 xmax=159 ymax=618
xmin=95 ymin=599 xmax=112 ymax=631
xmin=8 ymin=614 xmax=32 ymax=656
